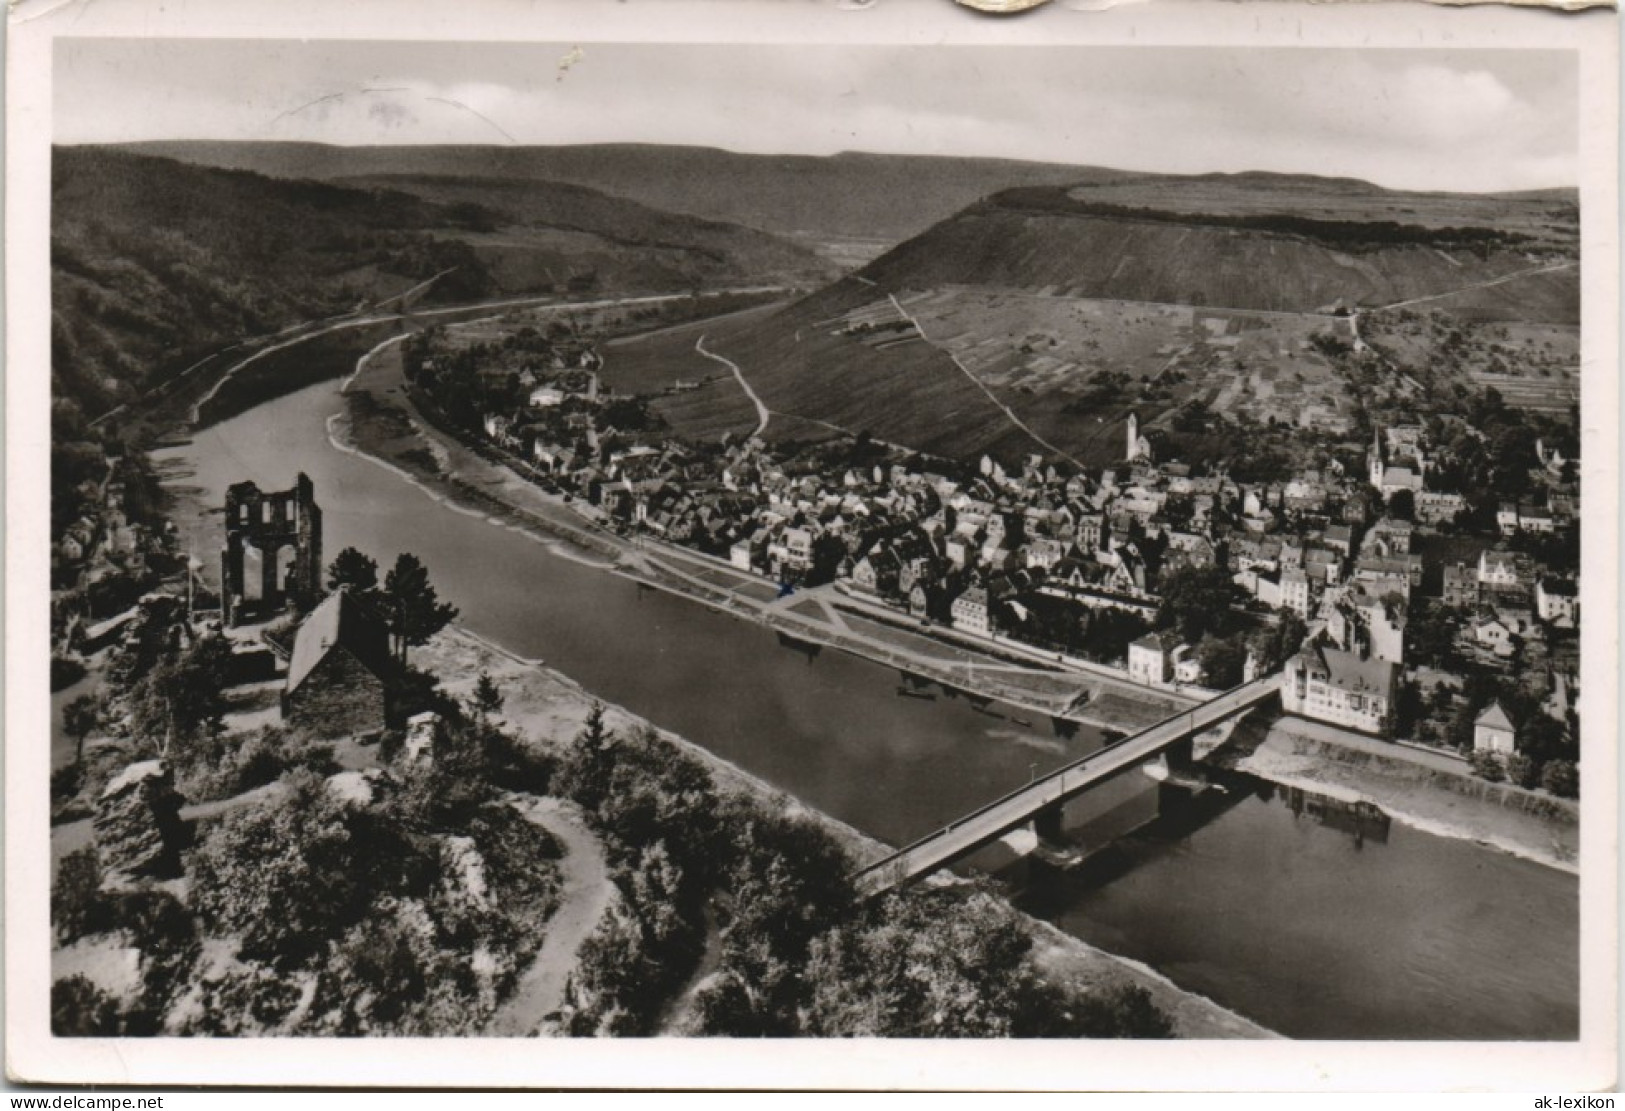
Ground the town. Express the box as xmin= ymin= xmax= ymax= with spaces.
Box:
xmin=403 ymin=318 xmax=1581 ymax=797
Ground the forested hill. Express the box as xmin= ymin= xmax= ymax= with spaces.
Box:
xmin=115 ymin=141 xmax=1128 ymax=247
xmin=51 ymin=146 xmax=833 ymax=425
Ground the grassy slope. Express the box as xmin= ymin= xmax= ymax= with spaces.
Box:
xmin=861 ymin=192 xmax=1578 ymax=323
xmin=691 ymin=179 xmax=1579 ymax=463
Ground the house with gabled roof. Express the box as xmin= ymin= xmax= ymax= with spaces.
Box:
xmin=282 ymin=588 xmax=394 ymax=739
xmin=1473 ymin=702 xmax=1517 ymax=756
xmin=1281 ymin=644 xmax=1397 ymax=735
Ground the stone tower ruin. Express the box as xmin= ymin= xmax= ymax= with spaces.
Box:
xmin=221 ymin=473 xmax=323 ymax=626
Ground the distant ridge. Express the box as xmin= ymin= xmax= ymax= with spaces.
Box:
xmin=108 ymin=140 xmax=1578 ymax=255
xmin=109 ymin=140 xmax=1132 ymax=246
xmin=51 ymin=146 xmax=833 ymax=421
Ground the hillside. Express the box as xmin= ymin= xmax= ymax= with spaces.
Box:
xmin=859 ymin=185 xmax=1578 ymax=322
xmin=611 ymin=176 xmax=1580 ymax=465
xmin=113 ymin=141 xmax=1125 ymax=261
xmin=333 ymin=173 xmax=834 ymax=293
xmin=51 ymin=147 xmax=832 ymax=423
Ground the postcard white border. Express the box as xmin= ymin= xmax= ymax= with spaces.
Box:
xmin=6 ymin=0 xmax=1619 ymax=1091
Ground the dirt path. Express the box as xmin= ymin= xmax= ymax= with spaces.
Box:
xmin=886 ymin=292 xmax=1086 ymax=469
xmin=487 ymin=795 xmax=614 ymax=1036
xmin=695 ymin=334 xmax=770 ymax=438
xmin=1373 ymin=260 xmax=1577 ymax=312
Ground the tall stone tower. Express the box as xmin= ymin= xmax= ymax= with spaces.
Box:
xmin=1126 ymin=412 xmax=1139 ymax=463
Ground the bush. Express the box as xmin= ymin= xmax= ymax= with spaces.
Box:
xmin=181 ymin=727 xmax=338 ymax=802
xmin=188 ymin=770 xmax=372 ymax=965
xmin=51 ymin=655 xmax=88 ymax=692
xmin=1073 ymin=984 xmax=1178 ymax=1039
xmin=1540 ymin=759 xmax=1579 ymax=799
xmin=1468 ymin=750 xmax=1506 ymax=783
xmin=1505 ymin=753 xmax=1541 ymax=790
xmin=52 ymin=975 xmax=122 ymax=1036
xmin=53 ymin=848 xmax=114 ymax=944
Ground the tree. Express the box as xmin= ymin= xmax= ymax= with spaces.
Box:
xmin=1540 ymin=759 xmax=1579 ymax=799
xmin=52 ymin=976 xmax=121 ymax=1037
xmin=53 ymin=848 xmax=113 ymax=943
xmin=555 ymin=704 xmax=615 ymax=814
xmin=1518 ymin=713 xmax=1570 ymax=767
xmin=1247 ymin=613 xmax=1308 ymax=675
xmin=189 ymin=770 xmax=368 ymax=964
xmin=1156 ymin=565 xmax=1244 ymax=643
xmin=801 ymin=890 xmax=1083 ymax=1037
xmin=327 ymin=547 xmax=379 ymax=593
xmin=128 ymin=632 xmax=232 ymax=759
xmin=1196 ymin=635 xmax=1247 ymax=689
xmin=381 ymin=553 xmax=459 ymax=666
xmin=62 ymin=694 xmax=100 ymax=767
xmin=469 ymin=672 xmax=504 ymax=721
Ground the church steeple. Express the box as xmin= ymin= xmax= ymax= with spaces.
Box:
xmin=1367 ymin=424 xmax=1385 ymax=487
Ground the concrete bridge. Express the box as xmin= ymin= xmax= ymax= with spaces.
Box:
xmin=854 ymin=672 xmax=1283 ymax=897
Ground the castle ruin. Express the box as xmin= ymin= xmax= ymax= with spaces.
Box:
xmin=221 ymin=473 xmax=322 ymax=626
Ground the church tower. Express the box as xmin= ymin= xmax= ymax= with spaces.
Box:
xmin=1127 ymin=412 xmax=1139 ymax=463
xmin=1367 ymin=425 xmax=1385 ymax=487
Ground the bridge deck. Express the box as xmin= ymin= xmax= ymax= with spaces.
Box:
xmin=854 ymin=673 xmax=1281 ymax=896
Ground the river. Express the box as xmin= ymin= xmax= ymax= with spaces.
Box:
xmin=152 ymin=377 xmax=1579 ymax=1041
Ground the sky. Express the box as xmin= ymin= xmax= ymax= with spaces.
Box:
xmin=53 ymin=39 xmax=1577 ymax=193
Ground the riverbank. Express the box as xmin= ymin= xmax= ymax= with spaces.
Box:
xmin=1232 ymin=717 xmax=1578 ymax=874
xmin=418 ymin=623 xmax=1275 ymax=1039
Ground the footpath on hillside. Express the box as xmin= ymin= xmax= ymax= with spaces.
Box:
xmin=486 ymin=796 xmax=614 ymax=1036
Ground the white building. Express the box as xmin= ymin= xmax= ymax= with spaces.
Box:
xmin=951 ymin=586 xmax=991 ymax=636
xmin=1478 ymin=550 xmax=1523 ymax=590
xmin=1280 ymin=569 xmax=1312 ymax=620
xmin=1473 ymin=702 xmax=1517 ymax=757
xmin=1282 ymin=645 xmax=1397 ymax=735
xmin=1535 ymin=578 xmax=1579 ymax=627
xmin=1128 ymin=632 xmax=1178 ymax=687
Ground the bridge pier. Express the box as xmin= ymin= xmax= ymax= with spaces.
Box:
xmin=1145 ymin=735 xmax=1211 ymax=790
xmin=1031 ymin=802 xmax=1065 ymax=844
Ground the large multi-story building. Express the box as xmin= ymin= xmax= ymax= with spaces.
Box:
xmin=1282 ymin=644 xmax=1397 ymax=735
xmin=951 ymin=586 xmax=991 ymax=636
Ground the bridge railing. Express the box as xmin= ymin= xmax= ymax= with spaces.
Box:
xmin=853 ymin=672 xmax=1280 ymax=886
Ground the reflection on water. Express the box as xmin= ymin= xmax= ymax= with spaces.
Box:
xmin=157 ymin=378 xmax=1580 ymax=1041
xmin=1017 ymin=774 xmax=1578 ymax=1041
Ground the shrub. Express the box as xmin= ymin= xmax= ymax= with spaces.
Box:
xmin=1540 ymin=759 xmax=1579 ymax=799
xmin=1505 ymin=753 xmax=1541 ymax=790
xmin=52 ymin=975 xmax=122 ymax=1036
xmin=188 ymin=770 xmax=371 ymax=965
xmin=1073 ymin=984 xmax=1178 ymax=1039
xmin=1469 ymin=750 xmax=1506 ymax=783
xmin=51 ymin=655 xmax=88 ymax=692
xmin=53 ymin=848 xmax=114 ymax=944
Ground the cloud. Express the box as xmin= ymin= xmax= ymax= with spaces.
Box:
xmin=54 ymin=40 xmax=1577 ymax=192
